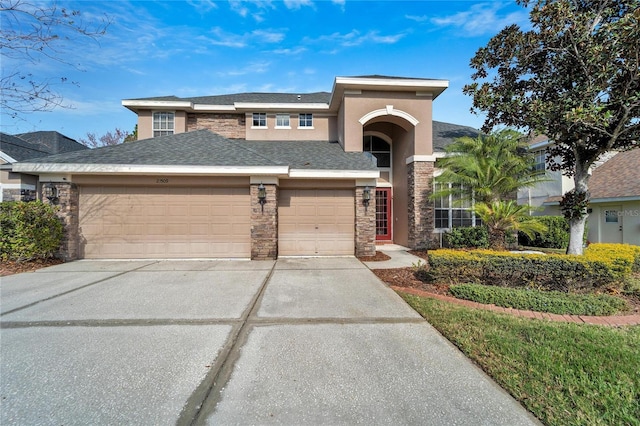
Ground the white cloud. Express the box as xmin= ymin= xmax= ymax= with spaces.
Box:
xmin=430 ymin=3 xmax=529 ymax=37
xmin=310 ymin=30 xmax=405 ymax=48
xmin=405 ymin=14 xmax=428 ymax=22
xmin=186 ymin=0 xmax=218 ymax=14
xmin=283 ymin=0 xmax=315 ymax=10
xmin=271 ymin=46 xmax=307 ymax=55
xmin=216 ymin=61 xmax=272 ymax=77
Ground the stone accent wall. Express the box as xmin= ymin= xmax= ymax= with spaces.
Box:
xmin=187 ymin=113 xmax=246 ymax=139
xmin=2 ymin=188 xmax=36 ymax=202
xmin=42 ymin=182 xmax=80 ymax=261
xmin=354 ymin=186 xmax=376 ymax=257
xmin=250 ymin=183 xmax=278 ymax=260
xmin=407 ymin=161 xmax=438 ymax=249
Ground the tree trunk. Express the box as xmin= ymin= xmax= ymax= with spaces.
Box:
xmin=566 ymin=165 xmax=590 ymax=255
xmin=488 ymin=228 xmax=506 ymax=251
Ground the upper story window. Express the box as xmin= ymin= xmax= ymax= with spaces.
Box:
xmin=276 ymin=114 xmax=290 ymax=128
xmin=363 ymin=135 xmax=391 ymax=168
xmin=153 ymin=112 xmax=174 ymax=137
xmin=298 ymin=113 xmax=313 ymax=128
xmin=252 ymin=113 xmax=267 ymax=128
xmin=533 ymin=149 xmax=546 ymax=172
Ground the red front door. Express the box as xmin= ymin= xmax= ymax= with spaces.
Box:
xmin=375 ymin=188 xmax=392 ymax=241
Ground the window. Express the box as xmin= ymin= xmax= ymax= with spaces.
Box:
xmin=299 ymin=113 xmax=313 ymax=128
xmin=434 ymin=182 xmax=481 ymax=229
xmin=363 ymin=135 xmax=391 ymax=168
xmin=153 ymin=112 xmax=174 ymax=137
xmin=533 ymin=149 xmax=546 ymax=172
xmin=252 ymin=113 xmax=267 ymax=128
xmin=276 ymin=114 xmax=290 ymax=128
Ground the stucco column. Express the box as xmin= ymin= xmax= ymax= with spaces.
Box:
xmin=250 ymin=183 xmax=278 ymax=260
xmin=41 ymin=182 xmax=79 ymax=261
xmin=355 ymin=186 xmax=376 ymax=257
xmin=407 ymin=161 xmax=437 ymax=249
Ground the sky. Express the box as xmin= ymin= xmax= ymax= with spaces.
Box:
xmin=1 ymin=0 xmax=532 ymax=142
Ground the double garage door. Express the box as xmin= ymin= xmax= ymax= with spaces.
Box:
xmin=79 ymin=186 xmax=251 ymax=258
xmin=79 ymin=186 xmax=355 ymax=259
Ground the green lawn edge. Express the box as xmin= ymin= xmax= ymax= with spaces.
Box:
xmin=400 ymin=292 xmax=640 ymax=426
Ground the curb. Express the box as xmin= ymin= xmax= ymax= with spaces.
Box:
xmin=392 ymin=286 xmax=640 ymax=327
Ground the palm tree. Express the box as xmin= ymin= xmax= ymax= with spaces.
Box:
xmin=432 ymin=129 xmax=548 ymax=250
xmin=473 ymin=201 xmax=547 ymax=250
xmin=433 ymin=129 xmax=546 ymax=203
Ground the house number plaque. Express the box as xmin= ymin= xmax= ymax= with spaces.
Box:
xmin=156 ymin=178 xmax=169 ymax=184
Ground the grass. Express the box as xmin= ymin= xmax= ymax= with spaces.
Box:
xmin=400 ymin=293 xmax=640 ymax=426
xmin=449 ymin=283 xmax=630 ymax=315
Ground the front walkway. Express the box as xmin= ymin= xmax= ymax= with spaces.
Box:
xmin=365 ymin=245 xmax=640 ymax=327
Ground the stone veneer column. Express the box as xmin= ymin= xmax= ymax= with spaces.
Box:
xmin=42 ymin=182 xmax=80 ymax=261
xmin=354 ymin=186 xmax=376 ymax=257
xmin=250 ymin=183 xmax=278 ymax=260
xmin=407 ymin=161 xmax=437 ymax=249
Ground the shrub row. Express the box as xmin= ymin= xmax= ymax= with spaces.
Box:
xmin=0 ymin=201 xmax=63 ymax=261
xmin=449 ymin=283 xmax=629 ymax=316
xmin=443 ymin=226 xmax=489 ymax=249
xmin=517 ymin=216 xmax=569 ymax=249
xmin=423 ymin=244 xmax=640 ymax=292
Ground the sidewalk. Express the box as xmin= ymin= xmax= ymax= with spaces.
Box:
xmin=362 ymin=244 xmax=424 ymax=269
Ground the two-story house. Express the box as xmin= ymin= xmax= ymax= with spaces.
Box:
xmin=517 ymin=137 xmax=640 ymax=246
xmin=13 ymin=75 xmax=479 ymax=260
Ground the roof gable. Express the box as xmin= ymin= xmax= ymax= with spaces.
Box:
xmin=589 ymin=148 xmax=640 ymax=200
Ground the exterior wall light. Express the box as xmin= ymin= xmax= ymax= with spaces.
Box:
xmin=258 ymin=183 xmax=267 ymax=213
xmin=42 ymin=182 xmax=59 ymax=203
xmin=363 ymin=186 xmax=371 ymax=210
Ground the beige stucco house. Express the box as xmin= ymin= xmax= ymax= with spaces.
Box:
xmin=13 ymin=75 xmax=480 ymax=260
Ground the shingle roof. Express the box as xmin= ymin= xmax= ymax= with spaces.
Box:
xmin=588 ymin=148 xmax=640 ymax=200
xmin=129 ymin=92 xmax=332 ymax=105
xmin=23 ymin=129 xmax=377 ymax=171
xmin=432 ymin=121 xmax=481 ymax=152
xmin=1 ymin=131 xmax=86 ymax=162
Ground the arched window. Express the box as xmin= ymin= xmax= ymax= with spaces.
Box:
xmin=363 ymin=135 xmax=391 ymax=168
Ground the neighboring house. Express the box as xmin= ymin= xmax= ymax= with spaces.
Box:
xmin=518 ymin=139 xmax=640 ymax=246
xmin=14 ymin=75 xmax=479 ymax=260
xmin=0 ymin=131 xmax=87 ymax=202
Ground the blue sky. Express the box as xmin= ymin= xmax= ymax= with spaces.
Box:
xmin=1 ymin=1 xmax=531 ymax=142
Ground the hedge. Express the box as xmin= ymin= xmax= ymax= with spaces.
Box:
xmin=422 ymin=244 xmax=640 ymax=292
xmin=449 ymin=283 xmax=629 ymax=315
xmin=443 ymin=226 xmax=489 ymax=249
xmin=517 ymin=216 xmax=569 ymax=249
xmin=0 ymin=201 xmax=63 ymax=261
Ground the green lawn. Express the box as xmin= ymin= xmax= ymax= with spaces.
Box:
xmin=400 ymin=293 xmax=640 ymax=426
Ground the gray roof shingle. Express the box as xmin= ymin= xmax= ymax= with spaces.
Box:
xmin=22 ymin=130 xmax=377 ymax=171
xmin=1 ymin=131 xmax=87 ymax=162
xmin=432 ymin=121 xmax=481 ymax=152
xmin=129 ymin=92 xmax=332 ymax=105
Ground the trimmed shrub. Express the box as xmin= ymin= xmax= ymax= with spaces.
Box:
xmin=443 ymin=226 xmax=489 ymax=249
xmin=518 ymin=216 xmax=569 ymax=249
xmin=426 ymin=248 xmax=636 ymax=292
xmin=0 ymin=201 xmax=63 ymax=261
xmin=449 ymin=283 xmax=629 ymax=316
xmin=585 ymin=243 xmax=640 ymax=274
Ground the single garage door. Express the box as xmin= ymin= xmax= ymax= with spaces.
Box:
xmin=79 ymin=186 xmax=250 ymax=258
xmin=279 ymin=189 xmax=354 ymax=256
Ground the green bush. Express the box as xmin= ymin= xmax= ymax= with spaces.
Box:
xmin=426 ymin=249 xmax=634 ymax=292
xmin=449 ymin=283 xmax=629 ymax=316
xmin=0 ymin=201 xmax=63 ymax=261
xmin=518 ymin=216 xmax=569 ymax=249
xmin=443 ymin=226 xmax=489 ymax=249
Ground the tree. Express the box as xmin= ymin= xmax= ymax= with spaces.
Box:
xmin=432 ymin=129 xmax=547 ymax=250
xmin=464 ymin=0 xmax=640 ymax=255
xmin=432 ymin=129 xmax=546 ymax=204
xmin=473 ymin=201 xmax=547 ymax=250
xmin=1 ymin=0 xmax=109 ymax=119
xmin=80 ymin=128 xmax=128 ymax=148
xmin=124 ymin=124 xmax=138 ymax=142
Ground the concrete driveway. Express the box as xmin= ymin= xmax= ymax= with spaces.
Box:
xmin=1 ymin=258 xmax=540 ymax=425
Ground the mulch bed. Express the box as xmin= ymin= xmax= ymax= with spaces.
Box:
xmin=0 ymin=258 xmax=64 ymax=277
xmin=357 ymin=251 xmax=392 ymax=262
